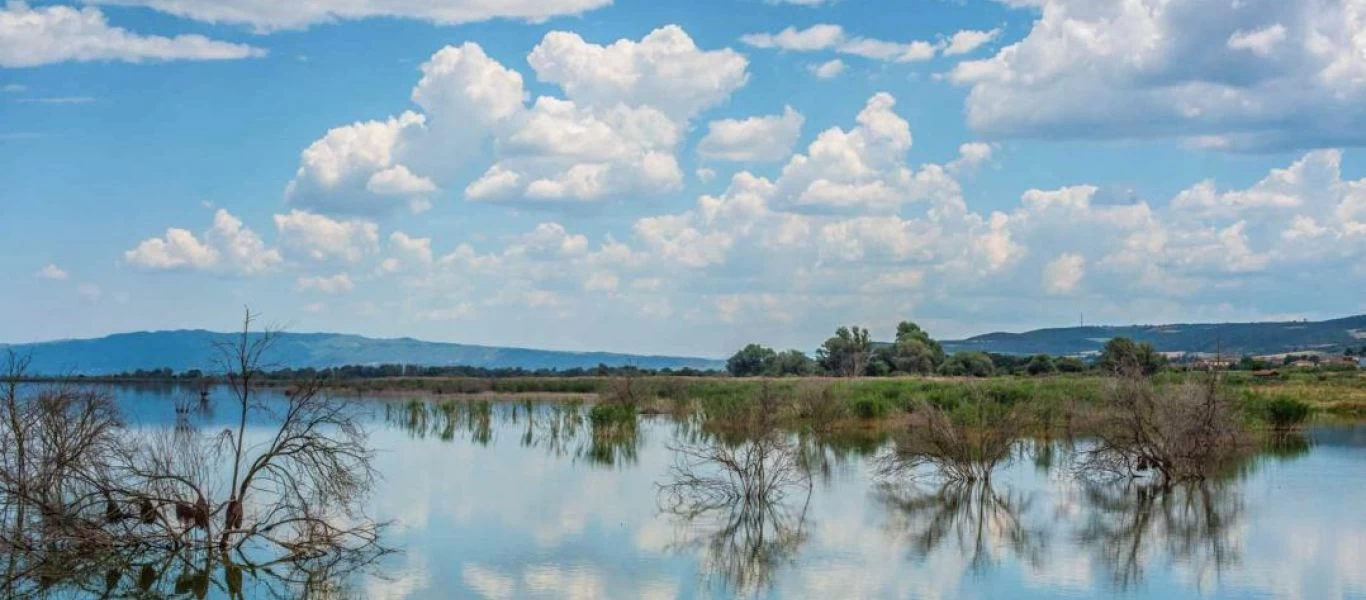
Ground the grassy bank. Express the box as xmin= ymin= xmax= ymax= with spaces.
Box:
xmin=329 ymin=371 xmax=1366 ymax=430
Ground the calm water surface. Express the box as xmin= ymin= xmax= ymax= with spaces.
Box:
xmin=112 ymin=385 xmax=1366 ymax=600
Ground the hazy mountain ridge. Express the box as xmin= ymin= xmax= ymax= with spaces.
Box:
xmin=941 ymin=314 xmax=1366 ymax=356
xmin=1 ymin=330 xmax=724 ymax=375
xmin=6 ymin=314 xmax=1365 ymax=375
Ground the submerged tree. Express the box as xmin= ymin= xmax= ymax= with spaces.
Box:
xmin=658 ymin=434 xmax=812 ymax=595
xmin=207 ymin=310 xmax=383 ymax=556
xmin=0 ymin=310 xmax=387 ymax=596
xmin=658 ymin=388 xmax=812 ymax=596
xmin=1079 ymin=372 xmax=1250 ymax=484
xmin=881 ymin=388 xmax=1022 ymax=483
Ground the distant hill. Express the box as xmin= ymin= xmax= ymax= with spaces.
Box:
xmin=941 ymin=314 xmax=1366 ymax=357
xmin=0 ymin=330 xmax=724 ymax=375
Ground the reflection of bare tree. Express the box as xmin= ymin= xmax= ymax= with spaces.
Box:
xmin=875 ymin=480 xmax=1047 ymax=571
xmin=880 ymin=395 xmax=1022 ymax=483
xmin=1074 ymin=481 xmax=1242 ymax=590
xmin=12 ymin=539 xmax=379 ymax=599
xmin=657 ymin=431 xmax=812 ymax=597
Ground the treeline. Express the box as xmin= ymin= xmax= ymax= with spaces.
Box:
xmin=1224 ymin=354 xmax=1360 ymax=371
xmin=727 ymin=321 xmax=1167 ymax=378
xmin=83 ymin=363 xmax=723 ymax=381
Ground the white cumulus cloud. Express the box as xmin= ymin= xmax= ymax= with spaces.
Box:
xmin=952 ymin=0 xmax=1366 ymax=150
xmin=83 ymin=0 xmax=612 ymax=33
xmin=741 ymin=24 xmax=938 ymax=63
xmin=273 ymin=210 xmax=379 ymax=263
xmin=290 ymin=26 xmax=743 ymax=209
xmin=808 ymin=59 xmax=846 ymax=79
xmin=295 ymin=273 xmax=354 ymax=294
xmin=942 ymin=28 xmax=1002 ymax=57
xmin=35 ymin=263 xmax=68 ymax=281
xmin=123 ymin=209 xmax=280 ymax=275
xmin=698 ymin=106 xmax=804 ymax=162
xmin=1 ymin=2 xmax=264 ymax=68
xmin=1043 ymin=253 xmax=1085 ymax=294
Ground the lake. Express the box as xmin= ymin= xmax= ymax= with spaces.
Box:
xmin=53 ymin=385 xmax=1366 ymax=598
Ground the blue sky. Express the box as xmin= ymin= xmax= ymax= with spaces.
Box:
xmin=4 ymin=0 xmax=1366 ymax=357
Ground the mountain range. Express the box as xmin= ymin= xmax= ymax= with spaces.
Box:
xmin=1 ymin=330 xmax=725 ymax=375
xmin=941 ymin=314 xmax=1366 ymax=357
xmin=5 ymin=314 xmax=1365 ymax=375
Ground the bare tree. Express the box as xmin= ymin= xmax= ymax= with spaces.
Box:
xmin=657 ymin=410 xmax=812 ymax=596
xmin=0 ymin=310 xmax=388 ymax=596
xmin=881 ymin=388 xmax=1022 ymax=483
xmin=1078 ymin=372 xmax=1250 ymax=485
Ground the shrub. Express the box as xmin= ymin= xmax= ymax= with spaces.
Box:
xmin=588 ymin=402 xmax=637 ymax=427
xmin=1260 ymin=395 xmax=1312 ymax=430
xmin=850 ymin=396 xmax=893 ymax=419
xmin=795 ymin=383 xmax=847 ymax=429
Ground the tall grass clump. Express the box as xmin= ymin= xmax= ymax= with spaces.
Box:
xmin=588 ymin=402 xmax=637 ymax=427
xmin=1254 ymin=395 xmax=1312 ymax=430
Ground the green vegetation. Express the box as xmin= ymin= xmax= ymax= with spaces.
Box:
xmin=726 ymin=344 xmax=815 ymax=377
xmin=726 ymin=321 xmax=1182 ymax=381
xmin=1098 ymin=337 xmax=1167 ymax=376
xmin=818 ymin=326 xmax=874 ymax=377
xmin=1246 ymin=395 xmax=1313 ymax=430
xmin=588 ymin=402 xmax=637 ymax=427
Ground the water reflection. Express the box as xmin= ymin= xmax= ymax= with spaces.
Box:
xmin=40 ymin=388 xmax=1365 ymax=599
xmin=17 ymin=542 xmax=381 ymax=599
xmin=657 ymin=432 xmax=813 ymax=596
xmin=383 ymin=399 xmax=642 ymax=468
xmin=1074 ymin=481 xmax=1243 ymax=590
xmin=875 ymin=480 xmax=1047 ymax=571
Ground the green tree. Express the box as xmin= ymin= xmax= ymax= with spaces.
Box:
xmin=1055 ymin=356 xmax=1086 ymax=373
xmin=818 ymin=326 xmax=872 ymax=377
xmin=726 ymin=344 xmax=777 ymax=377
xmin=1098 ymin=337 xmax=1166 ymax=376
xmin=939 ymin=351 xmax=996 ymax=377
xmin=771 ymin=350 xmax=815 ymax=376
xmin=882 ymin=321 xmax=945 ymax=374
xmin=1025 ymin=354 xmax=1057 ymax=376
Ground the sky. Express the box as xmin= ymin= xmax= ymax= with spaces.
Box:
xmin=3 ymin=0 xmax=1366 ymax=357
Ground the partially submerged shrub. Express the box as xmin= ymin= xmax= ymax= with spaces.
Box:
xmin=794 ymin=382 xmax=847 ymax=431
xmin=1258 ymin=395 xmax=1312 ymax=430
xmin=1080 ymin=374 xmax=1251 ymax=484
xmin=850 ymin=396 xmax=893 ymax=420
xmin=882 ymin=388 xmax=1022 ymax=482
xmin=588 ymin=402 xmax=637 ymax=427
